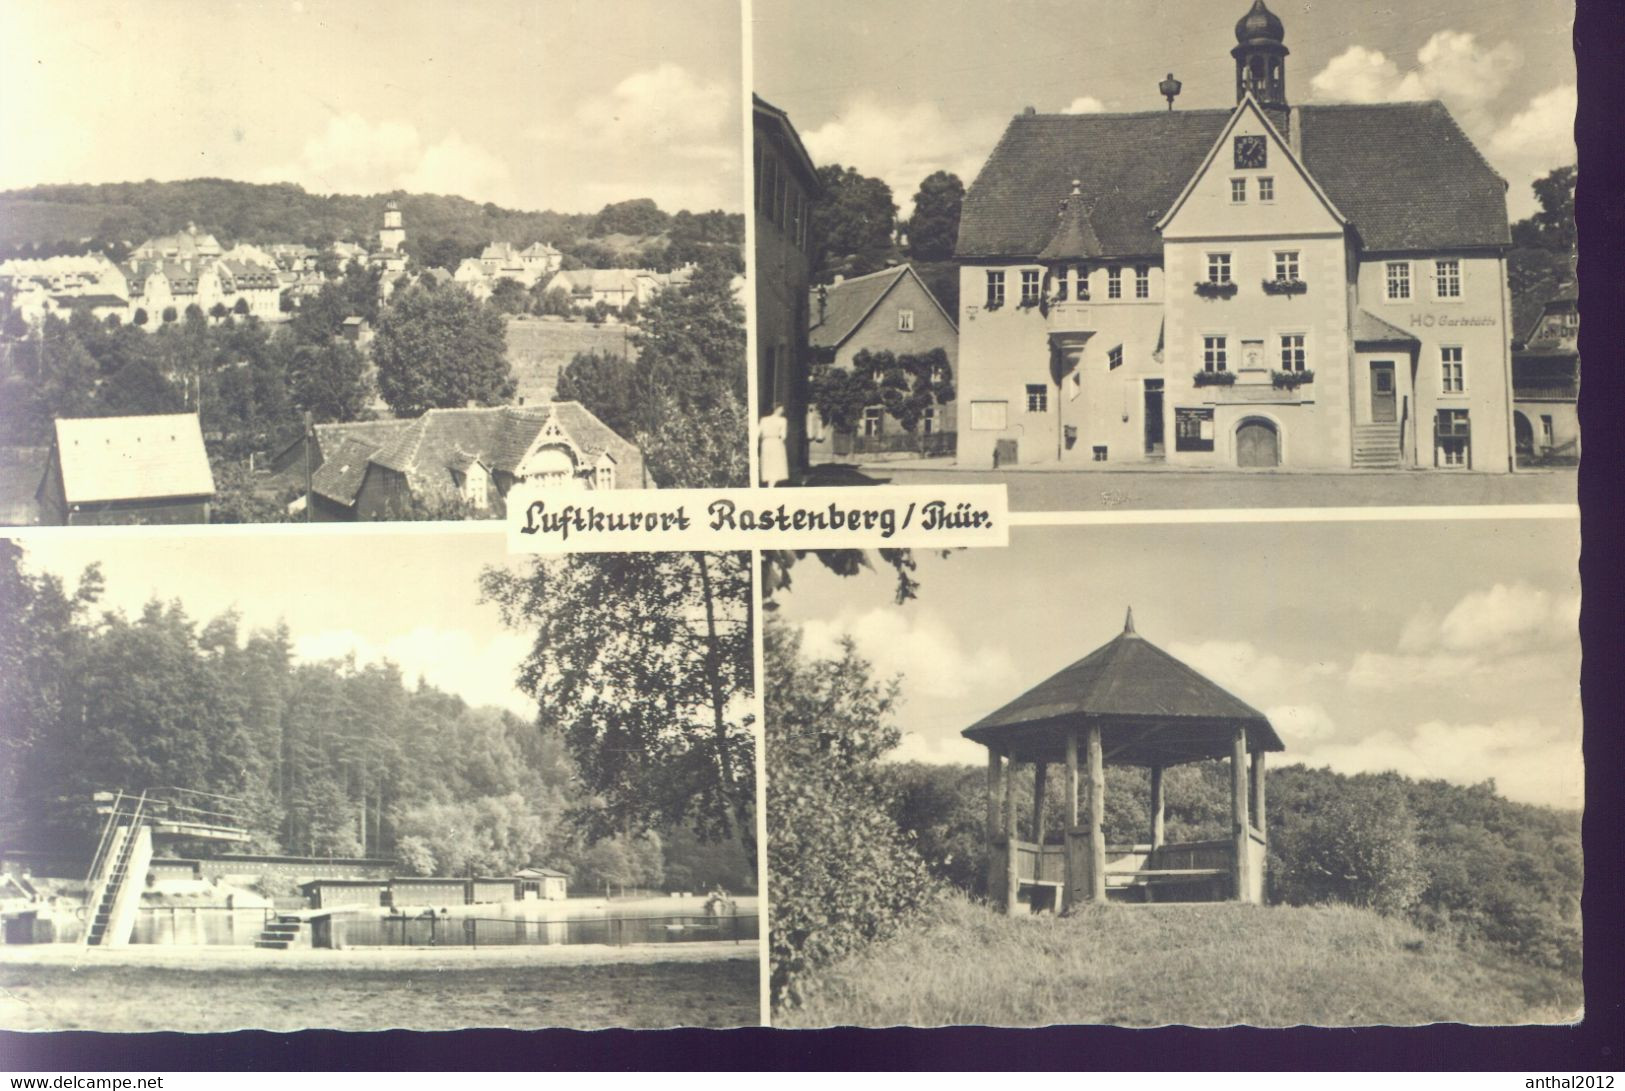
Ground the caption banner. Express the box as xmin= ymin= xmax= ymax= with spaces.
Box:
xmin=506 ymin=484 xmax=1009 ymax=554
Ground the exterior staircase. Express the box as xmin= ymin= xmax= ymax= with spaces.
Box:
xmin=255 ymin=916 xmax=308 ymax=950
xmin=1352 ymin=423 xmax=1402 ymax=469
xmin=83 ymin=792 xmax=151 ymax=948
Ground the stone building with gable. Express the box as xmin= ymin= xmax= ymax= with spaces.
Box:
xmin=954 ymin=0 xmax=1516 ymax=472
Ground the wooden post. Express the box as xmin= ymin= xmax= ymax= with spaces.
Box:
xmin=1031 ymin=762 xmax=1048 ymax=845
xmin=1003 ymin=757 xmax=1018 ymax=838
xmin=986 ymin=750 xmax=1004 ymax=906
xmin=985 ymin=750 xmax=1002 ymax=842
xmin=1231 ymin=726 xmax=1251 ymax=902
xmin=1003 ymin=754 xmax=1019 ymax=915
xmin=1087 ymin=724 xmax=1106 ymax=903
xmin=1065 ymin=731 xmax=1080 ymax=828
xmin=1149 ymin=764 xmax=1166 ymax=849
xmin=1251 ymin=750 xmax=1267 ymax=837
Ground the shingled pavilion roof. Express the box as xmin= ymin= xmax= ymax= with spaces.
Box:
xmin=962 ymin=610 xmax=1283 ymax=766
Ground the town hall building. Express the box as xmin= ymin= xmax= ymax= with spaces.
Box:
xmin=954 ymin=1 xmax=1517 ymax=472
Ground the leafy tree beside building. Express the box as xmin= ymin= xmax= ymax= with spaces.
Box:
xmin=373 ymin=284 xmax=515 ymax=416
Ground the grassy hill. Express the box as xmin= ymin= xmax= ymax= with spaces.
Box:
xmin=779 ymin=894 xmax=1582 ymax=1027
xmin=505 ymin=316 xmax=639 ymax=407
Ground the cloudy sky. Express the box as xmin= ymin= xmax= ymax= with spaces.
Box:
xmin=754 ymin=0 xmax=1576 ymax=220
xmin=773 ymin=518 xmax=1582 ymax=810
xmin=0 ymin=0 xmax=743 ymax=214
xmin=16 ymin=529 xmax=538 ymax=718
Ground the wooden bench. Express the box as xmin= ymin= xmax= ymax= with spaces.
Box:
xmin=1106 ymin=869 xmax=1227 ymax=901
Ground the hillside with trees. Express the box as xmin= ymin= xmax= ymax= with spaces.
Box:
xmin=0 ymin=182 xmax=744 ymax=274
xmin=0 ymin=541 xmax=755 ymax=894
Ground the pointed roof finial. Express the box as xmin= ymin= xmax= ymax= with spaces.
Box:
xmin=1124 ymin=606 xmax=1137 ymax=635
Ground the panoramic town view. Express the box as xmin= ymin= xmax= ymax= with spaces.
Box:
xmin=0 ymin=0 xmax=746 ymax=526
xmin=754 ymin=0 xmax=1578 ymax=510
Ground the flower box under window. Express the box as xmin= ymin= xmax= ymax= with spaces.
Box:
xmin=1193 ymin=281 xmax=1239 ymax=300
xmin=1271 ymin=368 xmax=1314 ymax=389
xmin=1193 ymin=370 xmax=1237 ymax=387
xmin=1261 ymin=278 xmax=1307 ymax=296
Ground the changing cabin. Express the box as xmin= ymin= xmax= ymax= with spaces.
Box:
xmin=963 ymin=610 xmax=1283 ymax=913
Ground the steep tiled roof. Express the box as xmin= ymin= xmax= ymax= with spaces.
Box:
xmin=957 ymin=101 xmax=1508 ymax=259
xmin=1352 ymin=309 xmax=1420 ymax=345
xmin=958 ymin=109 xmax=1232 ymax=259
xmin=1295 ymin=102 xmax=1508 ymax=251
xmin=309 ymin=435 xmax=385 ymax=505
xmin=52 ymin=414 xmax=214 ymax=504
xmin=808 ymin=266 xmax=909 ymax=349
xmin=314 ymin=404 xmax=641 ymax=503
xmin=963 ymin=612 xmax=1284 ymax=762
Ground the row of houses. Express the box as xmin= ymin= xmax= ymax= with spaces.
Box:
xmin=756 ymin=0 xmax=1579 ymax=477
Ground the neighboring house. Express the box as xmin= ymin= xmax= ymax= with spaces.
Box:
xmin=1511 ymin=289 xmax=1579 ymax=463
xmin=277 ymin=403 xmax=644 ymax=521
xmin=954 ymin=0 xmax=1516 ymax=472
xmin=807 ymin=264 xmax=959 ymax=460
xmin=542 ymin=267 xmax=690 ymax=312
xmin=129 ymin=223 xmax=223 ymax=264
xmin=37 ymin=414 xmax=215 ymax=525
xmin=753 ymin=94 xmax=823 ymax=481
xmin=1 ymin=256 xmax=132 ymax=324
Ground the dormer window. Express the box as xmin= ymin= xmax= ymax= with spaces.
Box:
xmin=596 ymin=462 xmax=615 ymax=490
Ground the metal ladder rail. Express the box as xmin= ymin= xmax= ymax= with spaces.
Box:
xmin=84 ymin=791 xmax=147 ymax=947
xmin=78 ymin=791 xmax=127 ymax=949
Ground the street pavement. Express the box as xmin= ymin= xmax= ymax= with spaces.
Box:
xmin=804 ymin=462 xmax=1577 ymax=512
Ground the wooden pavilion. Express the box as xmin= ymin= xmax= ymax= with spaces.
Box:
xmin=962 ymin=610 xmax=1284 ymax=913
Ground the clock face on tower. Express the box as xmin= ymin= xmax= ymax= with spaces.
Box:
xmin=1234 ymin=135 xmax=1268 ymax=169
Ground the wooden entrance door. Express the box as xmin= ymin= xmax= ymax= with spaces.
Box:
xmin=1143 ymin=380 xmax=1165 ymax=456
xmin=1370 ymin=361 xmax=1396 ymax=422
xmin=1236 ymin=419 xmax=1280 ymax=467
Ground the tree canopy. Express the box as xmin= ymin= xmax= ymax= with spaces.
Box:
xmin=905 ymin=171 xmax=965 ymax=262
xmin=808 ymin=164 xmax=900 ymax=281
xmin=481 ymin=551 xmax=756 ymax=852
xmin=372 ymin=284 xmax=515 ymax=415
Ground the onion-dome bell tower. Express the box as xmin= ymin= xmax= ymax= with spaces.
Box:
xmin=1232 ymin=0 xmax=1288 ymax=111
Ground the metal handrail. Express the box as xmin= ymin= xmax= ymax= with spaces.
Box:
xmin=81 ymin=790 xmax=125 ymax=894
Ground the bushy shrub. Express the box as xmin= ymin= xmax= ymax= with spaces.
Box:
xmin=766 ymin=620 xmax=932 ymax=1009
xmin=1270 ymin=774 xmax=1424 ymax=914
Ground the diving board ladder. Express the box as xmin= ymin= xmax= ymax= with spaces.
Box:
xmin=82 ymin=791 xmax=151 ymax=948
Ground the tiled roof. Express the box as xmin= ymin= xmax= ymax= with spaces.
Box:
xmin=808 ymin=266 xmax=909 ymax=349
xmin=1295 ymin=103 xmax=1508 ymax=252
xmin=52 ymin=414 xmax=214 ymax=504
xmin=1352 ymin=309 xmax=1420 ymax=345
xmin=1036 ymin=191 xmax=1104 ymax=261
xmin=957 ymin=101 xmax=1508 ymax=259
xmin=963 ymin=612 xmax=1284 ymax=761
xmin=315 ymin=404 xmax=640 ymax=503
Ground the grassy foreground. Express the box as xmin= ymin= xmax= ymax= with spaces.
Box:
xmin=0 ymin=946 xmax=758 ymax=1031
xmin=778 ymin=895 xmax=1581 ymax=1027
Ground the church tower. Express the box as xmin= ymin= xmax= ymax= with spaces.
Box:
xmin=379 ymin=199 xmax=405 ymax=253
xmin=1232 ymin=0 xmax=1289 ymax=125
